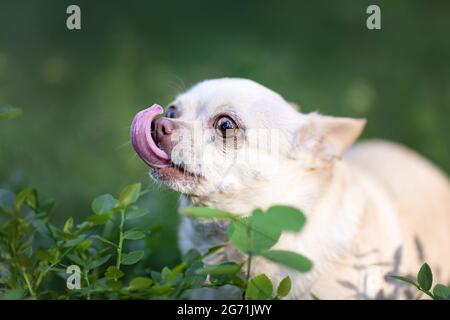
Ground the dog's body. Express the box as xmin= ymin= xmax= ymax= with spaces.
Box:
xmin=179 ymin=139 xmax=450 ymax=299
xmin=131 ymin=78 xmax=450 ymax=299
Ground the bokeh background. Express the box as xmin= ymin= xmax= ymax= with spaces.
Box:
xmin=0 ymin=0 xmax=449 ymax=269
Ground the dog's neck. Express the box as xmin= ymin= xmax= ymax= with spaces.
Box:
xmin=179 ymin=159 xmax=368 ymax=263
xmin=179 ymin=162 xmax=366 ymax=276
xmin=187 ymin=164 xmax=334 ymax=217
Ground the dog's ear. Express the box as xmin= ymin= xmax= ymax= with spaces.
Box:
xmin=292 ymin=113 xmax=366 ymax=167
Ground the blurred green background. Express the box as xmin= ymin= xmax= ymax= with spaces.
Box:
xmin=0 ymin=0 xmax=449 ymax=269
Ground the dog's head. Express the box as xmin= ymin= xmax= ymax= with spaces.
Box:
xmin=131 ymin=78 xmax=365 ymax=211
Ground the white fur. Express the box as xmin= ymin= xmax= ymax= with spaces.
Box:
xmin=152 ymin=78 xmax=450 ymax=299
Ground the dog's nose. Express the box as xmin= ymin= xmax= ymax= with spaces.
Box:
xmin=155 ymin=118 xmax=174 ymax=136
xmin=153 ymin=118 xmax=177 ymax=155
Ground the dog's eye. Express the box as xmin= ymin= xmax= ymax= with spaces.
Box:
xmin=215 ymin=116 xmax=238 ymax=137
xmin=166 ymin=106 xmax=178 ymax=119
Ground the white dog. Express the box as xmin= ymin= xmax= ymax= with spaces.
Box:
xmin=131 ymin=78 xmax=450 ymax=299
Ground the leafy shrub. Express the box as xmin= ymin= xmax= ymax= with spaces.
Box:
xmin=180 ymin=206 xmax=312 ymax=299
xmin=0 ymin=184 xmax=312 ymax=300
xmin=390 ymin=263 xmax=450 ymax=300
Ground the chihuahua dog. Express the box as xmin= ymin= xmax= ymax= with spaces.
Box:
xmin=131 ymin=78 xmax=450 ymax=299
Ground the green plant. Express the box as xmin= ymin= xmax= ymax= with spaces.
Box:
xmin=390 ymin=263 xmax=450 ymax=300
xmin=0 ymin=184 xmax=312 ymax=300
xmin=0 ymin=184 xmax=153 ymax=299
xmin=180 ymin=205 xmax=313 ymax=299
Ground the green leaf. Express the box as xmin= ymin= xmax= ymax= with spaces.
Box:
xmin=76 ymin=239 xmax=92 ymax=251
xmin=232 ymin=210 xmax=285 ymax=253
xmin=161 ymin=266 xmax=171 ymax=283
xmin=227 ymin=217 xmax=252 ymax=253
xmin=63 ymin=236 xmax=88 ymax=247
xmin=90 ymin=278 xmax=109 ymax=291
xmin=196 ymin=262 xmax=243 ymax=276
xmin=245 ymin=274 xmax=273 ymax=300
xmin=91 ymin=235 xmax=117 ymax=247
xmin=250 ymin=210 xmax=282 ymax=252
xmin=179 ymin=207 xmax=236 ymax=219
xmin=389 ymin=275 xmax=418 ymax=287
xmin=91 ymin=194 xmax=117 ymax=214
xmin=15 ymin=188 xmax=38 ymax=211
xmin=183 ymin=249 xmax=202 ymax=265
xmin=105 ymin=266 xmax=124 ymax=279
xmin=106 ymin=279 xmax=123 ymax=290
xmin=63 ymin=217 xmax=74 ymax=234
xmin=417 ymin=263 xmax=433 ymax=291
xmin=261 ymin=250 xmax=313 ymax=273
xmin=89 ymin=254 xmax=112 ymax=269
xmin=265 ymin=206 xmax=306 ymax=232
xmin=121 ymin=250 xmax=144 ymax=265
xmin=67 ymin=253 xmax=86 ymax=267
xmin=118 ymin=183 xmax=141 ymax=207
xmin=277 ymin=276 xmax=292 ymax=298
xmin=129 ymin=277 xmax=152 ymax=290
xmin=311 ymin=293 xmax=321 ymax=300
xmin=433 ymin=284 xmax=450 ymax=300
xmin=43 ymin=250 xmax=62 ymax=265
xmin=202 ymin=244 xmax=226 ymax=258
xmin=184 ymin=261 xmax=206 ymax=287
xmin=227 ymin=207 xmax=305 ymax=255
xmin=0 ymin=105 xmax=22 ymax=121
xmin=39 ymin=199 xmax=55 ymax=214
xmin=124 ymin=229 xmax=146 ymax=240
xmin=126 ymin=206 xmax=148 ymax=219
xmin=36 ymin=248 xmax=51 ymax=262
xmin=231 ymin=275 xmax=246 ymax=289
xmin=86 ymin=212 xmax=111 ymax=225
xmin=227 ymin=212 xmax=280 ymax=254
xmin=161 ymin=264 xmax=185 ymax=287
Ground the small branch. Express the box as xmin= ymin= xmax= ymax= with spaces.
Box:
xmin=84 ymin=269 xmax=91 ymax=300
xmin=22 ymin=268 xmax=36 ymax=299
xmin=115 ymin=209 xmax=126 ymax=273
xmin=245 ymin=219 xmax=253 ymax=284
xmin=246 ymin=253 xmax=253 ymax=283
xmin=421 ymin=289 xmax=435 ymax=300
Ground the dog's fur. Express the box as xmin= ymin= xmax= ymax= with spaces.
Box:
xmin=150 ymin=78 xmax=450 ymax=299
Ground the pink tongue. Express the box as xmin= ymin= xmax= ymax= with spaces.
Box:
xmin=131 ymin=104 xmax=170 ymax=168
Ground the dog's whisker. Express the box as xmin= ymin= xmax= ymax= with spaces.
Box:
xmin=165 ymin=74 xmax=187 ymax=94
xmin=116 ymin=140 xmax=132 ymax=151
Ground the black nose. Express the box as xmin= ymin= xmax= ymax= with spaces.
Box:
xmin=152 ymin=118 xmax=177 ymax=154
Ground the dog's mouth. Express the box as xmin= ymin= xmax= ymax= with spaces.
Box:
xmin=130 ymin=104 xmax=198 ymax=181
xmin=153 ymin=162 xmax=198 ymax=182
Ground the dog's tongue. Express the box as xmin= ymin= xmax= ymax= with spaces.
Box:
xmin=131 ymin=104 xmax=170 ymax=168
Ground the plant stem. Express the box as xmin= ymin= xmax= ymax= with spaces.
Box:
xmin=246 ymin=253 xmax=253 ymax=283
xmin=22 ymin=268 xmax=36 ymax=299
xmin=421 ymin=289 xmax=435 ymax=300
xmin=35 ymin=245 xmax=77 ymax=289
xmin=84 ymin=269 xmax=91 ymax=300
xmin=115 ymin=209 xmax=126 ymax=272
xmin=245 ymin=219 xmax=253 ymax=284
